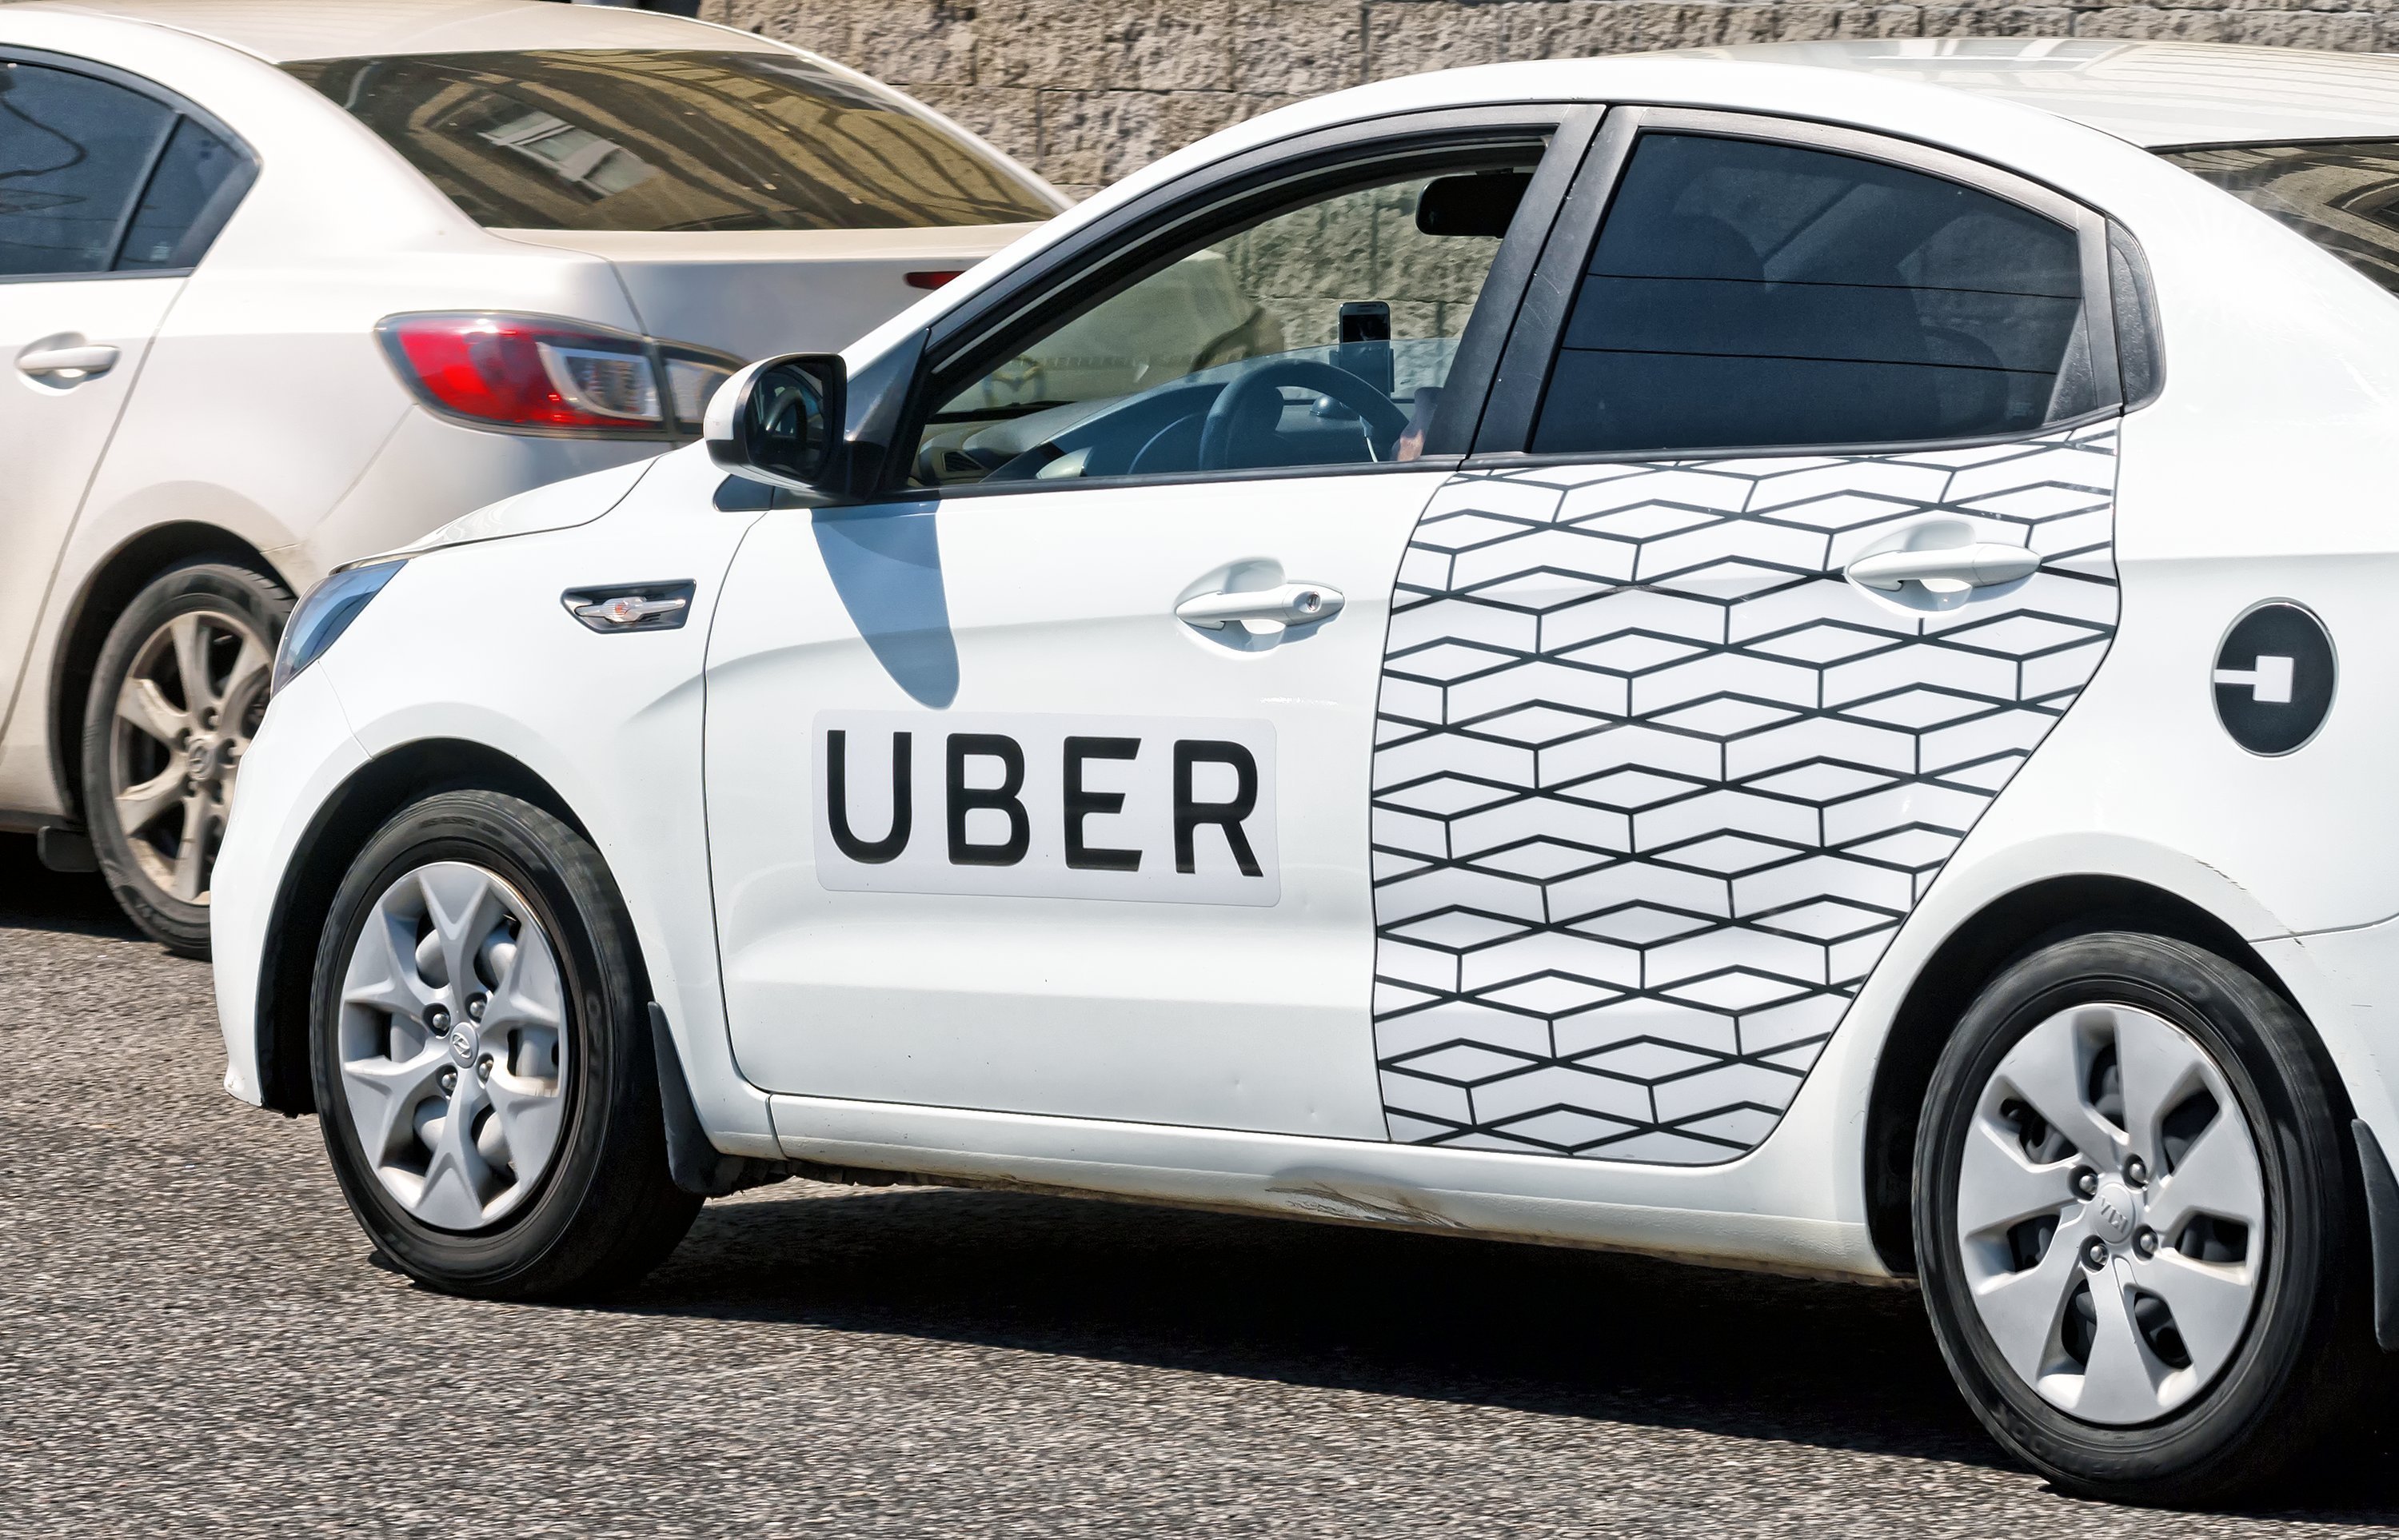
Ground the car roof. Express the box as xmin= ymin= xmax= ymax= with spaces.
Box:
xmin=2 ymin=0 xmax=782 ymax=63
xmin=1684 ymin=38 xmax=2399 ymax=148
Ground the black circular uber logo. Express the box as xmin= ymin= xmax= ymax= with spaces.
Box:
xmin=2212 ymin=601 xmax=2335 ymax=756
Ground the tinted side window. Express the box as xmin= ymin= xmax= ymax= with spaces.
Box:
xmin=118 ymin=116 xmax=245 ymax=270
xmin=0 ymin=61 xmax=174 ymax=275
xmin=1531 ymin=134 xmax=2088 ymax=456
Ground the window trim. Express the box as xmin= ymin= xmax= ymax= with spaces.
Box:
xmin=862 ymin=103 xmax=1605 ymax=501
xmin=0 ymin=46 xmax=258 ymax=285
xmin=1471 ymin=105 xmax=2130 ymax=468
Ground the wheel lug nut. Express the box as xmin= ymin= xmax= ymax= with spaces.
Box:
xmin=2082 ymin=1235 xmax=2109 ymax=1270
xmin=439 ymin=1068 xmax=457 ymax=1095
xmin=466 ymin=995 xmax=486 ymax=1022
xmin=2073 ymin=1167 xmax=2098 ymax=1199
xmin=477 ymin=1054 xmax=493 ymax=1082
xmin=427 ymin=1006 xmax=450 ymax=1033
xmin=2134 ymin=1227 xmax=2160 ymax=1258
xmin=2124 ymin=1156 xmax=2149 ymax=1187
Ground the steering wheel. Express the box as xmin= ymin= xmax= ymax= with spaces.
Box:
xmin=1196 ymin=357 xmax=1411 ymax=471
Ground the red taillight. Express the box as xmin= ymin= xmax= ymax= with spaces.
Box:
xmin=904 ymin=269 xmax=964 ymax=290
xmin=375 ymin=313 xmax=740 ymax=438
xmin=381 ymin=313 xmax=659 ymax=432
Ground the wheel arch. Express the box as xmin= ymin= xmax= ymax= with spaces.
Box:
xmin=46 ymin=523 xmax=293 ymax=822
xmin=251 ymin=737 xmax=593 ymax=1115
xmin=1862 ymin=874 xmax=2296 ymax=1275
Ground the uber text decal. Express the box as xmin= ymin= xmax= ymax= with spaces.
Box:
xmin=812 ymin=712 xmax=1279 ymax=904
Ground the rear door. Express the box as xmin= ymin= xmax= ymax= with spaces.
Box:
xmin=0 ymin=53 xmax=253 ymax=732
xmin=1368 ymin=110 xmax=2129 ymax=1163
xmin=705 ymin=110 xmax=1594 ymax=1137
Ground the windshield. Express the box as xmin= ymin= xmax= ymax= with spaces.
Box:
xmin=2161 ymin=140 xmax=2399 ymax=296
xmin=282 ymin=49 xmax=1060 ymax=233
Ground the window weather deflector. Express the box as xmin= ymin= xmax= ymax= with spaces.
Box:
xmin=917 ymin=106 xmax=1592 ymax=393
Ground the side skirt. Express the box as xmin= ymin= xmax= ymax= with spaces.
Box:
xmin=765 ymin=1091 xmax=1894 ymax=1285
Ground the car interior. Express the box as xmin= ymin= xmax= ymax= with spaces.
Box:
xmin=908 ymin=159 xmax=1540 ymax=489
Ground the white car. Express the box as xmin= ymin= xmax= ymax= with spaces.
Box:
xmin=218 ymin=38 xmax=2399 ymax=1506
xmin=0 ymin=0 xmax=1063 ymax=950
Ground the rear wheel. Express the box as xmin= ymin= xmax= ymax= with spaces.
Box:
xmin=1915 ymin=932 xmax=2372 ymax=1505
xmin=80 ymin=559 xmax=289 ymax=955
xmin=310 ymin=790 xmax=697 ymax=1299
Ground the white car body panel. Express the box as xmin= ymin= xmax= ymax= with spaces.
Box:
xmin=0 ymin=273 xmax=181 ymax=724
xmin=0 ymin=0 xmax=1064 ymax=827
xmin=219 ymin=447 xmax=785 ymax=1153
xmin=1695 ymin=38 xmax=2399 ymax=148
xmin=494 ymin=225 xmax=1046 ymax=361
xmin=705 ymin=472 xmax=1440 ymax=1136
xmin=214 ymin=41 xmax=2399 ymax=1283
xmin=208 ymin=656 xmax=365 ymax=1104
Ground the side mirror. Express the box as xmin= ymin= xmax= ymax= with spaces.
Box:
xmin=705 ymin=352 xmax=848 ymax=496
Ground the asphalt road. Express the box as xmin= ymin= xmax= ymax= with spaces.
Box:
xmin=5 ymin=834 xmax=2398 ymax=1536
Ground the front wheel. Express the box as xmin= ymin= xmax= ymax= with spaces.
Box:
xmin=81 ymin=559 xmax=289 ymax=955
xmin=1915 ymin=932 xmax=2373 ymax=1505
xmin=310 ymin=791 xmax=697 ymax=1299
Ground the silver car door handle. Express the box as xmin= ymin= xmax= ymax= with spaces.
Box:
xmin=1843 ymin=542 xmax=2040 ymax=591
xmin=17 ymin=344 xmax=119 ymax=381
xmin=1175 ymin=582 xmax=1346 ymax=629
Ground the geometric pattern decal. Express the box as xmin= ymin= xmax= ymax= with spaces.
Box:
xmin=1370 ymin=425 xmax=2121 ymax=1164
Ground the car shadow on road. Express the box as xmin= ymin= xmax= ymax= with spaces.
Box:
xmin=0 ymin=834 xmax=140 ymax=940
xmin=605 ymin=1180 xmax=2382 ymax=1518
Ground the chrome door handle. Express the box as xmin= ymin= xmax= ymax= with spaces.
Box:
xmin=17 ymin=344 xmax=118 ymax=381
xmin=1175 ymin=582 xmax=1345 ymax=630
xmin=1844 ymin=542 xmax=2039 ymax=591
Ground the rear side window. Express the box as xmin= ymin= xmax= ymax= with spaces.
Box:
xmin=0 ymin=61 xmax=172 ymax=274
xmin=118 ymin=117 xmax=248 ymax=269
xmin=0 ymin=58 xmax=253 ymax=277
xmin=1531 ymin=133 xmax=2090 ymax=456
xmin=2161 ymin=141 xmax=2399 ymax=296
xmin=282 ymin=50 xmax=1061 ymax=233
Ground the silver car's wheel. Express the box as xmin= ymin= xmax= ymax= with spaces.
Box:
xmin=107 ymin=606 xmax=273 ymax=904
xmin=82 ymin=560 xmax=291 ymax=956
xmin=1918 ymin=932 xmax=2373 ymax=1506
xmin=335 ymin=861 xmax=570 ymax=1231
xmin=1956 ymin=1002 xmax=2265 ymax=1426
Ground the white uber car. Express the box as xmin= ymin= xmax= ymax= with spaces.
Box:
xmin=0 ymin=0 xmax=1061 ymax=950
xmin=218 ymin=38 xmax=2399 ymax=1506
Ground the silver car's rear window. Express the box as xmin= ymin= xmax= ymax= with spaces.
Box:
xmin=281 ymin=49 xmax=1060 ymax=233
xmin=2161 ymin=141 xmax=2399 ymax=296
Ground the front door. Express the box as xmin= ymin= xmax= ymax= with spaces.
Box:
xmin=706 ymin=125 xmax=1579 ymax=1136
xmin=1368 ymin=112 xmax=2129 ymax=1164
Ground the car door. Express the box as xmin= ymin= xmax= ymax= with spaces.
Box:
xmin=0 ymin=53 xmax=253 ymax=732
xmin=705 ymin=109 xmax=1595 ymax=1136
xmin=1368 ymin=110 xmax=2130 ymax=1164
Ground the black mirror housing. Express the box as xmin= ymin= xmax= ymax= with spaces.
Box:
xmin=1415 ymin=170 xmax=1532 ymax=239
xmin=705 ymin=352 xmax=848 ymax=497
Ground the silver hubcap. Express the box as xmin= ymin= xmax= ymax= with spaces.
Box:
xmin=1956 ymin=1003 xmax=2267 ymax=1425
xmin=108 ymin=608 xmax=273 ymax=904
xmin=336 ymin=862 xmax=570 ymax=1231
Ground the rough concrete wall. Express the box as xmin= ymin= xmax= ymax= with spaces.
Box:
xmin=698 ymin=0 xmax=2397 ymax=196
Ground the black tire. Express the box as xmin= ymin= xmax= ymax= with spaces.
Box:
xmin=1914 ymin=932 xmax=2373 ymax=1506
xmin=309 ymin=790 xmax=699 ymax=1299
xmin=81 ymin=558 xmax=291 ymax=956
